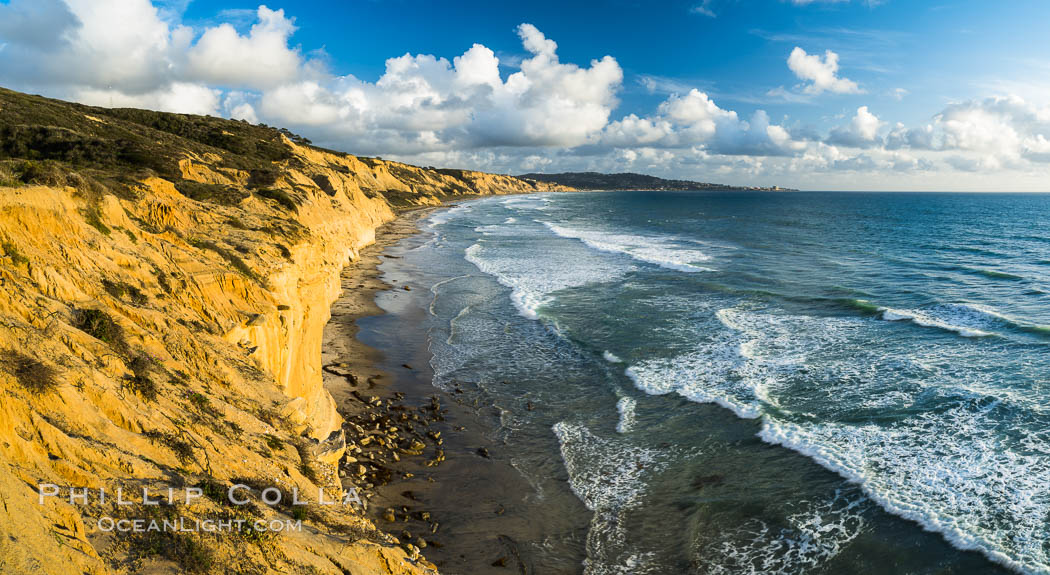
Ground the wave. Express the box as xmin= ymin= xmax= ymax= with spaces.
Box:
xmin=759 ymin=413 xmax=1050 ymax=575
xmin=702 ymin=489 xmax=871 ymax=575
xmin=552 ymin=422 xmax=665 ymax=575
xmin=837 ymin=298 xmax=883 ymax=315
xmin=621 ymin=304 xmax=1050 ymax=573
xmin=503 ymin=196 xmax=552 ymax=211
xmin=603 ymin=350 xmax=623 ymax=363
xmin=427 ymin=204 xmax=472 ymax=227
xmin=879 ymin=302 xmax=1050 ymax=339
xmin=541 ymin=221 xmax=714 ymax=273
xmin=463 ymin=241 xmax=628 ymax=320
xmin=879 ymin=305 xmax=994 ymax=337
xmin=615 ymin=396 xmax=636 ymax=433
xmin=968 ymin=267 xmax=1026 ymax=281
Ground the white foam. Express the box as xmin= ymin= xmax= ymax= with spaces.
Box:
xmin=603 ymin=351 xmax=623 ymax=363
xmin=463 ymin=239 xmax=629 ymax=320
xmin=615 ymin=396 xmax=636 ymax=433
xmin=759 ymin=413 xmax=1050 ymax=575
xmin=427 ymin=204 xmax=473 ymax=227
xmin=622 ymin=304 xmax=1050 ymax=574
xmin=502 ymin=196 xmax=552 ymax=211
xmin=552 ymin=422 xmax=665 ymax=575
xmin=879 ymin=303 xmax=999 ymax=337
xmin=541 ymin=221 xmax=714 ymax=273
xmin=702 ymin=490 xmax=870 ymax=575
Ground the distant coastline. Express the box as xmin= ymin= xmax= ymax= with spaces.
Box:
xmin=518 ymin=171 xmax=796 ymax=192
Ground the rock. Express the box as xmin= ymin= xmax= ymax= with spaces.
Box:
xmin=476 ymin=447 xmax=490 ymax=459
xmin=415 ymin=537 xmax=427 ymax=549
xmin=382 ymin=508 xmax=396 ymax=522
xmin=401 ymin=363 xmax=412 ymax=369
xmin=312 ymin=428 xmax=346 ymax=466
xmin=491 ymin=556 xmax=508 ymax=567
xmin=403 ymin=285 xmax=411 ymax=291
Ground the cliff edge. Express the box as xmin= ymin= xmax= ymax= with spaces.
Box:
xmin=0 ymin=87 xmax=569 ymax=574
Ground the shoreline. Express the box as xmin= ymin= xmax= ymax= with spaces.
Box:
xmin=321 ymin=202 xmax=578 ymax=574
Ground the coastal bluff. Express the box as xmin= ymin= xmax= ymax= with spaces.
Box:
xmin=0 ymin=87 xmax=569 ymax=574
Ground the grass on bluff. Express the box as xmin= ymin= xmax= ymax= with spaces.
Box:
xmin=0 ymin=87 xmax=295 ymax=205
xmin=1 ymin=350 xmax=60 ymax=394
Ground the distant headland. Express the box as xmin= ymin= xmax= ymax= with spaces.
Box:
xmin=517 ymin=171 xmax=796 ymax=192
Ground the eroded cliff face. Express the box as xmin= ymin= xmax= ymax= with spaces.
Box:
xmin=0 ymin=92 xmax=570 ymax=574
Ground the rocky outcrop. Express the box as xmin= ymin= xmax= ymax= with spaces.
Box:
xmin=0 ymin=88 xmax=571 ymax=574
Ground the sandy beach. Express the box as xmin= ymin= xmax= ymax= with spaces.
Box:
xmin=321 ymin=205 xmax=589 ymax=574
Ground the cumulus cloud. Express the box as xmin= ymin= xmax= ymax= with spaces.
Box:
xmin=603 ymin=89 xmax=805 ymax=156
xmin=185 ymin=6 xmax=303 ymax=89
xmin=0 ymin=1 xmax=1047 ymax=189
xmin=253 ymin=23 xmax=623 ymax=152
xmin=827 ymin=106 xmax=882 ymax=147
xmin=885 ymin=96 xmax=1050 ymax=167
xmin=787 ymin=47 xmax=863 ymax=95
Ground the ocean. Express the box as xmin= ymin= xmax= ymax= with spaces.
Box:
xmin=377 ymin=191 xmax=1050 ymax=574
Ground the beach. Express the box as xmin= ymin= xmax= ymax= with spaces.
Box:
xmin=322 ymin=204 xmax=590 ymax=574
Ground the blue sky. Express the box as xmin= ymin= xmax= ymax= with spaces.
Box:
xmin=3 ymin=0 xmax=1050 ymax=190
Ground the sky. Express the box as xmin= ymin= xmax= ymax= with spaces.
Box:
xmin=2 ymin=1 xmax=1050 ymax=190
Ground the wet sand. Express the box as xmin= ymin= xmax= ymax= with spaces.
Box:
xmin=321 ymin=206 xmax=589 ymax=574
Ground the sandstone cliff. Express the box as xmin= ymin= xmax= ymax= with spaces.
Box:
xmin=0 ymin=87 xmax=570 ymax=574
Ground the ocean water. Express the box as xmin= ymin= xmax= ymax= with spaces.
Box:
xmin=400 ymin=191 xmax=1050 ymax=574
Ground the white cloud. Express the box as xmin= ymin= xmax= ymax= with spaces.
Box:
xmin=827 ymin=105 xmax=882 ymax=147
xmin=0 ymin=1 xmax=1048 ymax=190
xmin=185 ymin=6 xmax=303 ymax=89
xmin=787 ymin=47 xmax=863 ymax=95
xmin=885 ymin=96 xmax=1050 ymax=167
xmin=77 ymin=82 xmax=220 ymax=115
xmin=691 ymin=1 xmax=717 ymax=17
xmin=602 ymin=89 xmax=805 ymax=156
xmin=255 ymin=23 xmax=623 ymax=151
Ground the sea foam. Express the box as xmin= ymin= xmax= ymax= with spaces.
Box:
xmin=541 ymin=221 xmax=714 ymax=273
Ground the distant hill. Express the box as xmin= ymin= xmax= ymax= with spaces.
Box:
xmin=517 ymin=171 xmax=793 ymax=192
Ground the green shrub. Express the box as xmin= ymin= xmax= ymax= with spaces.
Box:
xmin=247 ymin=169 xmax=278 ymax=189
xmin=72 ymin=308 xmax=128 ymax=354
xmin=122 ymin=354 xmax=158 ymax=401
xmin=173 ymin=180 xmax=249 ymax=206
xmin=144 ymin=430 xmax=194 ymax=463
xmin=102 ymin=279 xmax=148 ymax=306
xmin=83 ymin=204 xmax=111 ymax=235
xmin=123 ymin=504 xmax=215 ymax=573
xmin=1 ymin=241 xmax=28 ymax=266
xmin=153 ymin=268 xmax=173 ymax=294
xmin=255 ymin=188 xmax=298 ymax=212
xmin=188 ymin=238 xmax=259 ymax=281
xmin=2 ymin=350 xmax=59 ymax=394
xmin=263 ymin=434 xmax=283 ymax=451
